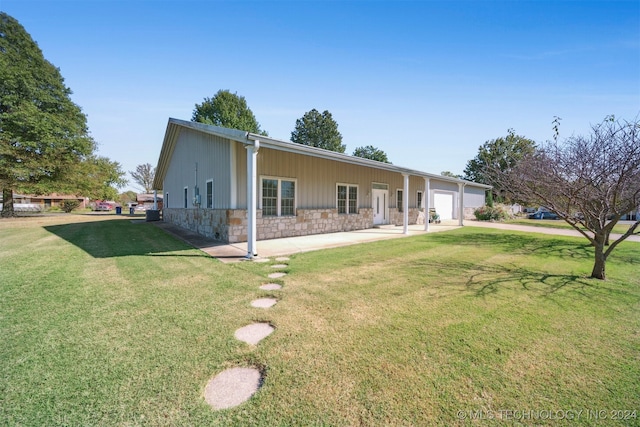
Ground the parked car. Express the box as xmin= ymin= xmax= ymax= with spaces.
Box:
xmin=528 ymin=208 xmax=558 ymax=220
xmin=93 ymin=201 xmax=114 ymax=211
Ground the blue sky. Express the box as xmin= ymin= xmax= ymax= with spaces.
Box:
xmin=2 ymin=0 xmax=639 ymax=192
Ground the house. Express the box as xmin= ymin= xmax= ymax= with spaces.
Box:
xmin=153 ymin=118 xmax=491 ymax=257
xmin=136 ymin=193 xmax=163 ymax=210
xmin=0 ymin=193 xmax=89 ymax=211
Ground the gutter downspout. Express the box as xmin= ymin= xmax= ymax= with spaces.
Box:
xmin=246 ymin=139 xmax=260 ymax=258
xmin=424 ymin=177 xmax=430 ymax=231
xmin=402 ymin=173 xmax=409 ymax=235
xmin=458 ymin=182 xmax=465 ymax=226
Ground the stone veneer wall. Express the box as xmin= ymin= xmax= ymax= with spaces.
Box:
xmin=389 ymin=208 xmax=422 ymax=226
xmin=257 ymin=208 xmax=373 ymax=241
xmin=164 ymin=208 xmax=374 ymax=243
xmin=163 ymin=208 xmax=231 ymax=242
xmin=164 ymin=206 xmax=475 ymax=243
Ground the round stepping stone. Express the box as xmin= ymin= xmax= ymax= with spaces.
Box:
xmin=275 ymin=257 xmax=290 ymax=262
xmin=251 ymin=298 xmax=277 ymax=308
xmin=260 ymin=283 xmax=282 ymax=291
xmin=253 ymin=258 xmax=270 ymax=263
xmin=271 ymin=264 xmax=288 ymax=269
xmin=204 ymin=367 xmax=262 ymax=410
xmin=234 ymin=323 xmax=274 ymax=345
xmin=268 ymin=272 xmax=287 ymax=279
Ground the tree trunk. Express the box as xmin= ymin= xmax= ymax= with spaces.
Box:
xmin=1 ymin=188 xmax=15 ymax=218
xmin=590 ymin=238 xmax=607 ymax=280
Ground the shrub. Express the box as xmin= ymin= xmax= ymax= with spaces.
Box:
xmin=60 ymin=200 xmax=81 ymax=213
xmin=474 ymin=204 xmax=513 ymax=221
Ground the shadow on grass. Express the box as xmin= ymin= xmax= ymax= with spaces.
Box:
xmin=464 ymin=262 xmax=639 ymax=308
xmin=407 ymin=231 xmax=639 ymax=304
xmin=44 ymin=219 xmax=209 ymax=259
xmin=432 ymin=231 xmax=594 ymax=261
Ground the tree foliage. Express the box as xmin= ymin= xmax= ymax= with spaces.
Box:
xmin=192 ymin=90 xmax=267 ymax=135
xmin=0 ymin=12 xmax=98 ymax=217
xmin=290 ymin=109 xmax=345 ymax=153
xmin=441 ymin=171 xmax=462 ymax=179
xmin=353 ymin=145 xmax=391 ymax=163
xmin=130 ymin=163 xmax=155 ymax=193
xmin=463 ymin=129 xmax=536 ymax=201
xmin=499 ymin=116 xmax=640 ymax=280
xmin=0 ymin=13 xmax=125 ymax=216
xmin=74 ymin=156 xmax=127 ymax=201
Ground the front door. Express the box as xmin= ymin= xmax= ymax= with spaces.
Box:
xmin=372 ymin=189 xmax=387 ymax=225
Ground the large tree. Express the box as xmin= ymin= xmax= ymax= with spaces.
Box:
xmin=290 ymin=109 xmax=345 ymax=153
xmin=192 ymin=90 xmax=267 ymax=135
xmin=0 ymin=12 xmax=100 ymax=217
xmin=76 ymin=156 xmax=127 ymax=201
xmin=500 ymin=116 xmax=640 ymax=280
xmin=129 ymin=163 xmax=155 ymax=193
xmin=353 ymin=145 xmax=391 ymax=163
xmin=463 ymin=129 xmax=536 ymax=201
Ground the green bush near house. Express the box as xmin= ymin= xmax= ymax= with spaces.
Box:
xmin=60 ymin=199 xmax=81 ymax=213
xmin=474 ymin=203 xmax=513 ymax=221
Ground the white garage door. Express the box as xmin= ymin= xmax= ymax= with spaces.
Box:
xmin=434 ymin=192 xmax=454 ymax=220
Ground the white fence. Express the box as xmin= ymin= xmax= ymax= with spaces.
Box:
xmin=0 ymin=203 xmax=43 ymax=212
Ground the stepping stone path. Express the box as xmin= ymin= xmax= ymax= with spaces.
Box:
xmin=204 ymin=367 xmax=262 ymax=410
xmin=205 ymin=257 xmax=289 ymax=410
xmin=251 ymin=298 xmax=277 ymax=308
xmin=271 ymin=264 xmax=288 ymax=269
xmin=234 ymin=322 xmax=275 ymax=345
xmin=260 ymin=283 xmax=282 ymax=291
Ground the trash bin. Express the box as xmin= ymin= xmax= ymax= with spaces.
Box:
xmin=129 ymin=207 xmax=134 ymax=215
xmin=115 ymin=206 xmax=122 ymax=215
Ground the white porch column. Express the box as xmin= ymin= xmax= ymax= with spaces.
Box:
xmin=458 ymin=182 xmax=465 ymax=226
xmin=402 ymin=173 xmax=409 ymax=235
xmin=424 ymin=177 xmax=430 ymax=231
xmin=153 ymin=189 xmax=158 ymax=210
xmin=246 ymin=140 xmax=260 ymax=258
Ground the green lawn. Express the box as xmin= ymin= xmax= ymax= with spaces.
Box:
xmin=1 ymin=215 xmax=639 ymax=426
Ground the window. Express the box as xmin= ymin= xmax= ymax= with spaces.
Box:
xmin=261 ymin=177 xmax=296 ymax=216
xmin=184 ymin=187 xmax=188 ymax=208
xmin=417 ymin=191 xmax=423 ymax=211
xmin=280 ymin=180 xmax=295 ymax=216
xmin=337 ymin=184 xmax=358 ymax=214
xmin=165 ymin=193 xmax=169 ymax=208
xmin=206 ymin=180 xmax=213 ymax=208
xmin=397 ymin=189 xmax=403 ymax=212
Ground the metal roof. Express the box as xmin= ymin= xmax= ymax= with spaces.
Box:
xmin=153 ymin=118 xmax=492 ymax=190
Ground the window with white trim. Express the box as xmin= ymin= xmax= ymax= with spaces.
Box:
xmin=337 ymin=184 xmax=358 ymax=214
xmin=397 ymin=189 xmax=403 ymax=212
xmin=206 ymin=180 xmax=213 ymax=209
xmin=417 ymin=191 xmax=423 ymax=211
xmin=261 ymin=177 xmax=296 ymax=216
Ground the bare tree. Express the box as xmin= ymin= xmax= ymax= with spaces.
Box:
xmin=129 ymin=163 xmax=155 ymax=193
xmin=501 ymin=116 xmax=640 ymax=280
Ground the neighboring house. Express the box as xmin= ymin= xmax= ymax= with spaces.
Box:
xmin=153 ymin=118 xmax=491 ymax=257
xmin=0 ymin=193 xmax=89 ymax=211
xmin=136 ymin=193 xmax=163 ymax=210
